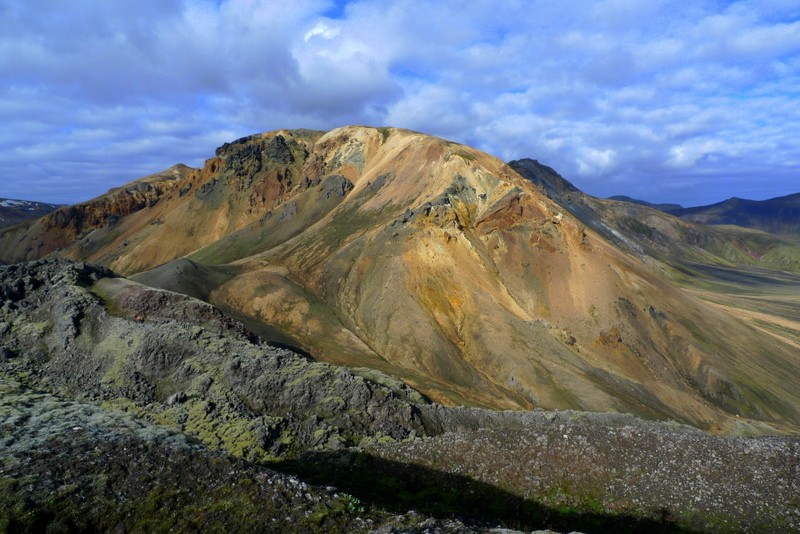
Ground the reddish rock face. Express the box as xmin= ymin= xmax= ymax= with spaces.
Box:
xmin=0 ymin=164 xmax=191 ymax=263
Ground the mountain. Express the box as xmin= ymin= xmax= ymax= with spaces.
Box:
xmin=667 ymin=193 xmax=800 ymax=235
xmin=1 ymin=127 xmax=800 ymax=436
xmin=0 ymin=164 xmax=192 ymax=262
xmin=0 ymin=197 xmax=62 ymax=229
xmin=1 ymin=258 xmax=796 ymax=532
xmin=511 ymin=159 xmax=800 ymax=274
xmin=607 ymin=195 xmax=683 ymax=211
xmin=507 ymin=158 xmax=582 ymax=198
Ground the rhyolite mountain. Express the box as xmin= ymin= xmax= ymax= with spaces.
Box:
xmin=1 ymin=126 xmax=799 ymax=435
xmin=0 ymin=198 xmax=63 ymax=229
xmin=0 ymin=164 xmax=192 ymax=261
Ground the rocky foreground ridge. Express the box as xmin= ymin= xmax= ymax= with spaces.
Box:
xmin=1 ymin=259 xmax=797 ymax=532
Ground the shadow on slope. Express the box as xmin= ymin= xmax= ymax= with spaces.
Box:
xmin=684 ymin=262 xmax=800 ymax=292
xmin=275 ymin=450 xmax=696 ymax=534
xmin=130 ymin=257 xmax=239 ymax=301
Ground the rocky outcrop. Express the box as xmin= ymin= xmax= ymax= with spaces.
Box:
xmin=0 ymin=259 xmax=425 ymax=460
xmin=355 ymin=410 xmax=800 ymax=533
xmin=0 ymin=375 xmax=500 ymax=534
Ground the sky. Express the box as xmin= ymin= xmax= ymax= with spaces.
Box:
xmin=1 ymin=0 xmax=798 ymax=206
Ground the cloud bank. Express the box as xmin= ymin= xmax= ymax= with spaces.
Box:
xmin=1 ymin=0 xmax=798 ymax=205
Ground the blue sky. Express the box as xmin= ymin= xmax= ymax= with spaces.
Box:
xmin=1 ymin=0 xmax=798 ymax=206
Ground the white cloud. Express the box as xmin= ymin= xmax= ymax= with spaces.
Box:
xmin=304 ymin=22 xmax=340 ymax=41
xmin=0 ymin=0 xmax=798 ymax=205
xmin=667 ymin=140 xmax=726 ymax=169
xmin=576 ymin=148 xmax=618 ymax=176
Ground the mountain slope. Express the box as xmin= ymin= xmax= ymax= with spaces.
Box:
xmin=667 ymin=193 xmax=800 ymax=235
xmin=510 ymin=159 xmax=800 ymax=274
xmin=0 ymin=164 xmax=192 ymax=263
xmin=607 ymin=195 xmax=683 ymax=211
xmin=2 ymin=127 xmax=800 ymax=434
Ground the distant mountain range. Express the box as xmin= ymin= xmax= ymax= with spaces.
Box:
xmin=513 ymin=159 xmax=800 ymax=273
xmin=609 ymin=192 xmax=800 ymax=236
xmin=666 ymin=193 xmax=800 ymax=235
xmin=0 ymin=198 xmax=62 ymax=228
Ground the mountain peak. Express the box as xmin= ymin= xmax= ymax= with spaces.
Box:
xmin=508 ymin=158 xmax=581 ymax=197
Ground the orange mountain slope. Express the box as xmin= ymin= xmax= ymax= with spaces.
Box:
xmin=2 ymin=126 xmax=799 ymax=434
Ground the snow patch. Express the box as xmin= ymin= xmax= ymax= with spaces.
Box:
xmin=0 ymin=199 xmax=28 ymax=207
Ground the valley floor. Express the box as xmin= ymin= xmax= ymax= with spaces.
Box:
xmin=682 ymin=264 xmax=800 ymax=354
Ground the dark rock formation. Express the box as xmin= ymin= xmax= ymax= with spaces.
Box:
xmin=0 ymin=375 xmax=489 ymax=534
xmin=0 ymin=259 xmax=426 ymax=460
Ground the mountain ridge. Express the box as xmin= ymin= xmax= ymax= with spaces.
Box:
xmin=511 ymin=159 xmax=800 ymax=274
xmin=0 ymin=164 xmax=192 ymax=262
xmin=607 ymin=195 xmax=684 ymax=211
xmin=666 ymin=192 xmax=800 ymax=235
xmin=604 ymin=188 xmax=800 ymax=236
